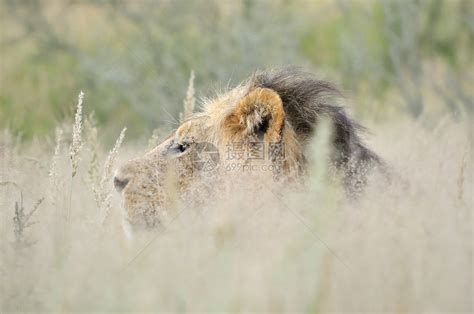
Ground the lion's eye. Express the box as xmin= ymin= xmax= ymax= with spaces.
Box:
xmin=169 ymin=141 xmax=189 ymax=154
xmin=177 ymin=143 xmax=187 ymax=152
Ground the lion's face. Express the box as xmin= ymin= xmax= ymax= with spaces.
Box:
xmin=114 ymin=117 xmax=211 ymax=229
xmin=114 ymin=87 xmax=303 ymax=231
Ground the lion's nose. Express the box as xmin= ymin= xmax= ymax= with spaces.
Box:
xmin=114 ymin=176 xmax=129 ymax=192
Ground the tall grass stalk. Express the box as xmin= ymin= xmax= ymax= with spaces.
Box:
xmin=48 ymin=127 xmax=63 ymax=207
xmin=12 ymin=191 xmax=44 ymax=249
xmin=179 ymin=70 xmax=195 ymax=123
xmin=70 ymin=91 xmax=84 ymax=178
xmin=68 ymin=91 xmax=85 ymax=223
xmin=457 ymin=149 xmax=467 ymax=201
xmin=98 ymin=128 xmax=126 ymax=224
xmin=307 ymin=117 xmax=333 ymax=193
xmin=85 ymin=112 xmax=100 ymax=187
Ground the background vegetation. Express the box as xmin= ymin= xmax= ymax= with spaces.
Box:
xmin=1 ymin=0 xmax=473 ymax=312
xmin=1 ymin=0 xmax=472 ymax=140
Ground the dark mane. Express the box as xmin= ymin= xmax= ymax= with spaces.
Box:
xmin=250 ymin=68 xmax=383 ymax=192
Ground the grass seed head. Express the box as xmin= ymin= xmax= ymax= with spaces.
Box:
xmin=70 ymin=91 xmax=85 ymax=178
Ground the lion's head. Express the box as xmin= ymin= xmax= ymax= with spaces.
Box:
xmin=114 ymin=69 xmax=381 ymax=231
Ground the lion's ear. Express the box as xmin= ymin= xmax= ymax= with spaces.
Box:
xmin=225 ymin=88 xmax=285 ymax=142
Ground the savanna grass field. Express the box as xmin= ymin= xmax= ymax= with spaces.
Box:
xmin=1 ymin=0 xmax=473 ymax=312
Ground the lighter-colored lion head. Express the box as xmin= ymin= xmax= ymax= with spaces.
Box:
xmin=114 ymin=69 xmax=381 ymax=231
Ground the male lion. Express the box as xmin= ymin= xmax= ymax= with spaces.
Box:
xmin=114 ymin=69 xmax=382 ymax=231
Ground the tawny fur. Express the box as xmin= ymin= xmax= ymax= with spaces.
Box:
xmin=115 ymin=69 xmax=382 ymax=231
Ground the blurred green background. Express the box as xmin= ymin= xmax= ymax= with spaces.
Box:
xmin=1 ymin=0 xmax=472 ymax=142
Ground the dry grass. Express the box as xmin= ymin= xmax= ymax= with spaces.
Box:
xmin=1 ymin=1 xmax=472 ymax=311
xmin=180 ymin=70 xmax=196 ymax=123
xmin=69 ymin=91 xmax=85 ymax=179
xmin=96 ymin=127 xmax=126 ymax=224
xmin=0 ymin=91 xmax=472 ymax=312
